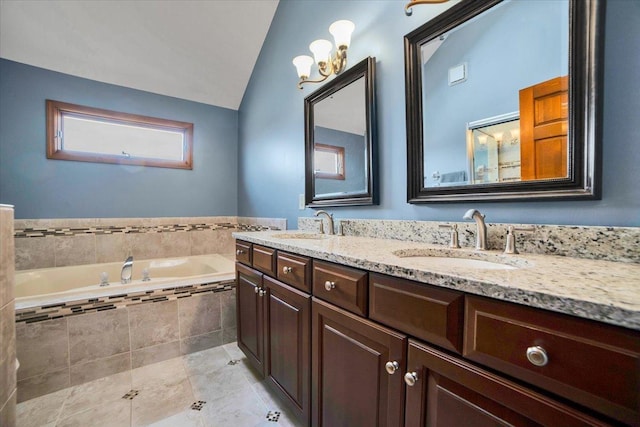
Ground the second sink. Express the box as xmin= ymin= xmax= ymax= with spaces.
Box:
xmin=392 ymin=248 xmax=530 ymax=270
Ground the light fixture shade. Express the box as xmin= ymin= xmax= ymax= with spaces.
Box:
xmin=493 ymin=132 xmax=504 ymax=143
xmin=477 ymin=135 xmax=488 ymax=145
xmin=293 ymin=55 xmax=314 ymax=79
xmin=329 ymin=20 xmax=355 ymax=49
xmin=309 ymin=39 xmax=333 ymax=64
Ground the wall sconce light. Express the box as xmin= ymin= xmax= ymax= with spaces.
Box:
xmin=493 ymin=132 xmax=504 ymax=145
xmin=405 ymin=0 xmax=451 ymax=16
xmin=509 ymin=128 xmax=520 ymax=145
xmin=477 ymin=135 xmax=488 ymax=146
xmin=292 ymin=20 xmax=355 ymax=89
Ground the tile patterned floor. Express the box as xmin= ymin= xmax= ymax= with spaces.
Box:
xmin=16 ymin=343 xmax=305 ymax=427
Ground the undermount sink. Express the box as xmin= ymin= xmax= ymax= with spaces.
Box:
xmin=273 ymin=232 xmax=332 ymax=240
xmin=392 ymin=248 xmax=529 ymax=270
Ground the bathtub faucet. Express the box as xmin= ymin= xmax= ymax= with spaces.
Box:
xmin=121 ymin=256 xmax=133 ymax=284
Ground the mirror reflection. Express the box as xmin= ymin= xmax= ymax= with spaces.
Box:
xmin=305 ymin=56 xmax=376 ymax=207
xmin=422 ymin=0 xmax=568 ymax=188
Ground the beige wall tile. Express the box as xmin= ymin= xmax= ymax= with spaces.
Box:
xmin=180 ymin=330 xmax=223 ymax=355
xmin=95 ymin=233 xmax=131 ymax=264
xmin=131 ymin=341 xmax=181 ymax=369
xmin=223 ymin=327 xmax=237 ymax=345
xmin=15 ymin=237 xmax=56 ymax=270
xmin=70 ymin=352 xmax=131 ymax=387
xmin=127 ymin=233 xmax=164 ymax=260
xmin=16 ymin=318 xmax=68 ymax=380
xmin=190 ymin=229 xmax=234 ymax=255
xmin=160 ymin=232 xmax=191 ymax=258
xmin=0 ymin=302 xmax=16 ymax=408
xmin=54 ymin=235 xmax=96 ymax=267
xmin=178 ymin=292 xmax=221 ymax=338
xmin=0 ymin=207 xmax=15 ymax=307
xmin=220 ymin=289 xmax=236 ymax=329
xmin=0 ymin=389 xmax=16 ymax=427
xmin=128 ymin=301 xmax=179 ymax=351
xmin=17 ymin=368 xmax=69 ymax=402
xmin=68 ymin=309 xmax=130 ymax=365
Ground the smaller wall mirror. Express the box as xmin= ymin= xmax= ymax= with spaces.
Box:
xmin=305 ymin=56 xmax=377 ymax=207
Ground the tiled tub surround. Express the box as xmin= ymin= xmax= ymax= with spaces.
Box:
xmin=233 ymin=230 xmax=640 ymax=331
xmin=14 ymin=216 xmax=286 ymax=271
xmin=299 ymin=217 xmax=640 ymax=263
xmin=15 ymin=280 xmax=237 ymax=403
xmin=1 ymin=205 xmax=16 ymax=426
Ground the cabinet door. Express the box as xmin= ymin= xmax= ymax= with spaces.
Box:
xmin=404 ymin=339 xmax=609 ymax=427
xmin=263 ymin=276 xmax=311 ymax=426
xmin=312 ymin=298 xmax=406 ymax=427
xmin=236 ymin=262 xmax=265 ymax=376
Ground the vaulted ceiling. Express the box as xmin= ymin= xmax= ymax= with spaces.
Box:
xmin=0 ymin=0 xmax=279 ymax=110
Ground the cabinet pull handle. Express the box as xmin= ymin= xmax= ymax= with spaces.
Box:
xmin=259 ymin=289 xmax=266 ymax=297
xmin=404 ymin=371 xmax=418 ymax=386
xmin=254 ymin=286 xmax=260 ymax=294
xmin=282 ymin=266 xmax=293 ymax=274
xmin=526 ymin=346 xmax=549 ymax=367
xmin=236 ymin=249 xmax=245 ymax=255
xmin=324 ymin=281 xmax=336 ymax=291
xmin=385 ymin=361 xmax=400 ymax=375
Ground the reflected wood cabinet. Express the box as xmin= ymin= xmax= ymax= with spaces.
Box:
xmin=236 ymin=240 xmax=639 ymax=427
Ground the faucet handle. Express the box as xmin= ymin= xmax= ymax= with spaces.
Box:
xmin=317 ymin=219 xmax=324 ymax=234
xmin=438 ymin=224 xmax=461 ymax=248
xmin=504 ymin=226 xmax=535 ymax=254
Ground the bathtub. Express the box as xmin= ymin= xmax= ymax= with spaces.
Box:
xmin=15 ymin=254 xmax=236 ymax=310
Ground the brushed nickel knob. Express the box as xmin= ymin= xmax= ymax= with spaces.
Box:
xmin=385 ymin=361 xmax=400 ymax=375
xmin=282 ymin=266 xmax=293 ymax=274
xmin=526 ymin=346 xmax=549 ymax=367
xmin=259 ymin=289 xmax=266 ymax=297
xmin=236 ymin=249 xmax=245 ymax=255
xmin=404 ymin=371 xmax=418 ymax=387
xmin=254 ymin=286 xmax=259 ymax=294
xmin=324 ymin=281 xmax=336 ymax=291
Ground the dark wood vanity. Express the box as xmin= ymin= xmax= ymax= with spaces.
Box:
xmin=235 ymin=239 xmax=639 ymax=427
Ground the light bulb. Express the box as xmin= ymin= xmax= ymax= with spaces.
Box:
xmin=477 ymin=135 xmax=488 ymax=145
xmin=510 ymin=128 xmax=520 ymax=142
xmin=493 ymin=132 xmax=504 ymax=143
xmin=292 ymin=55 xmax=313 ymax=79
xmin=309 ymin=39 xmax=333 ymax=65
xmin=329 ymin=20 xmax=355 ymax=50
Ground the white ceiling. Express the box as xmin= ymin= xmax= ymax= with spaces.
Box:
xmin=0 ymin=0 xmax=279 ymax=110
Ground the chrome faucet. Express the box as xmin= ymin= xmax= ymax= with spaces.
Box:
xmin=315 ymin=210 xmax=334 ymax=235
xmin=463 ymin=209 xmax=488 ymax=250
xmin=121 ymin=256 xmax=133 ymax=284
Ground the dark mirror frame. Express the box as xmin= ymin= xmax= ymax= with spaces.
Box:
xmin=405 ymin=0 xmax=604 ymax=203
xmin=305 ymin=56 xmax=377 ymax=207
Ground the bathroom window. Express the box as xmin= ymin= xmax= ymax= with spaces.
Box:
xmin=314 ymin=143 xmax=345 ymax=180
xmin=46 ymin=100 xmax=193 ymax=169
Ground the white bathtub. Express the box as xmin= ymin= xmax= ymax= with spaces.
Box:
xmin=15 ymin=254 xmax=236 ymax=309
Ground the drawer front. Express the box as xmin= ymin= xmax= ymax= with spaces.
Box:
xmin=235 ymin=241 xmax=252 ymax=265
xmin=312 ymin=260 xmax=368 ymax=316
xmin=464 ymin=296 xmax=640 ymax=426
xmin=276 ymin=251 xmax=311 ymax=293
xmin=369 ymin=273 xmax=464 ymax=354
xmin=252 ymin=245 xmax=276 ymax=276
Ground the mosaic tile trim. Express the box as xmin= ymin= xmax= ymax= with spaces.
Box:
xmin=122 ymin=390 xmax=139 ymax=400
xmin=15 ymin=279 xmax=236 ymax=323
xmin=14 ymin=222 xmax=279 ymax=238
xmin=266 ymin=411 xmax=281 ymax=422
xmin=191 ymin=401 xmax=206 ymax=411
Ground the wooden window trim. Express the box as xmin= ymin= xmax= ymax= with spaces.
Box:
xmin=314 ymin=143 xmax=345 ymax=180
xmin=46 ymin=99 xmax=194 ymax=169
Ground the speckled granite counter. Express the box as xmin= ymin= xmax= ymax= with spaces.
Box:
xmin=233 ymin=230 xmax=640 ymax=331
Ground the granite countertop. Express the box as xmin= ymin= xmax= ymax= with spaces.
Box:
xmin=233 ymin=230 xmax=640 ymax=331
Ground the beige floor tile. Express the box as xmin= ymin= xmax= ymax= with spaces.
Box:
xmin=221 ymin=342 xmax=245 ymax=360
xmin=59 ymin=371 xmax=132 ymax=419
xmin=131 ymin=357 xmax=187 ymax=388
xmin=188 ymin=362 xmax=253 ymax=403
xmin=181 ymin=346 xmax=231 ymax=377
xmin=199 ymin=386 xmax=268 ymax=427
xmin=16 ymin=387 xmax=70 ymax=427
xmin=131 ymin=377 xmax=194 ymax=426
xmin=145 ymin=409 xmax=204 ymax=427
xmin=56 ymin=398 xmax=131 ymax=427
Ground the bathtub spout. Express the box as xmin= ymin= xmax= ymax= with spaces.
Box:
xmin=121 ymin=256 xmax=133 ymax=284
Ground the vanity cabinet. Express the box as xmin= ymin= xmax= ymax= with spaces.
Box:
xmin=312 ymin=297 xmax=406 ymax=427
xmin=236 ymin=260 xmax=311 ymax=424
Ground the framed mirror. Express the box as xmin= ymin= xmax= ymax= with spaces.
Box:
xmin=405 ymin=0 xmax=603 ymax=202
xmin=305 ymin=56 xmax=377 ymax=207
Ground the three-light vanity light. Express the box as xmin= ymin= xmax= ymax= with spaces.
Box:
xmin=292 ymin=20 xmax=355 ymax=89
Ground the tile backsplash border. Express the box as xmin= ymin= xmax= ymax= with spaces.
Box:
xmin=14 ymin=216 xmax=286 ymax=270
xmin=299 ymin=217 xmax=640 ymax=264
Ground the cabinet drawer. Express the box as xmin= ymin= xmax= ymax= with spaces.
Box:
xmin=235 ymin=241 xmax=252 ymax=265
xmin=369 ymin=273 xmax=464 ymax=353
xmin=277 ymin=251 xmax=311 ymax=293
xmin=312 ymin=260 xmax=368 ymax=316
xmin=464 ymin=296 xmax=640 ymax=426
xmin=252 ymin=245 xmax=276 ymax=276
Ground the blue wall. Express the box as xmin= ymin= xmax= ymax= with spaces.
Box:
xmin=0 ymin=59 xmax=238 ymax=219
xmin=238 ymin=0 xmax=640 ymax=227
xmin=314 ymin=127 xmax=366 ymax=196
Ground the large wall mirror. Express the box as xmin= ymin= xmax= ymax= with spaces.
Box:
xmin=405 ymin=0 xmax=603 ymax=202
xmin=305 ymin=56 xmax=377 ymax=207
